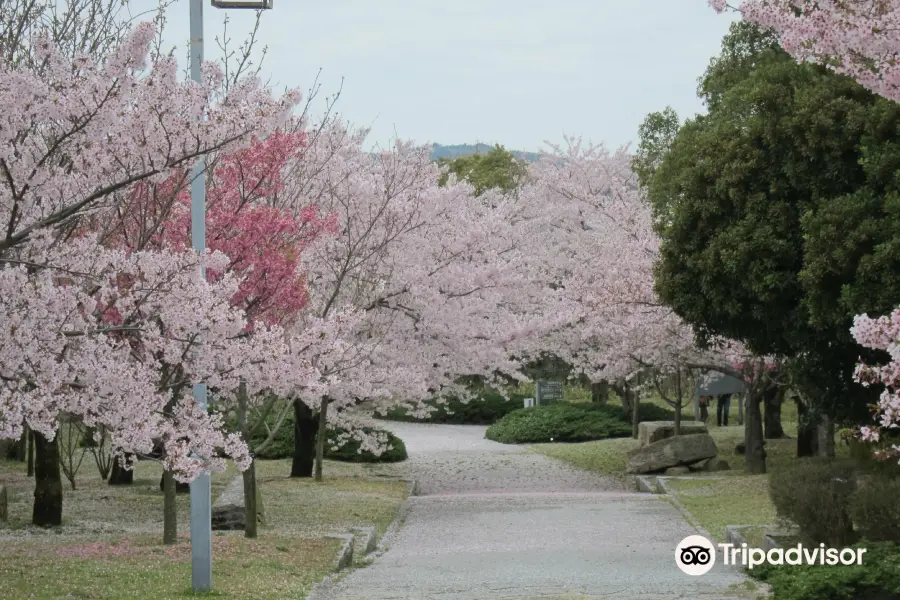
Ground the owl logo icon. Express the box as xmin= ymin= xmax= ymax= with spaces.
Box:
xmin=675 ymin=535 xmax=716 ymax=575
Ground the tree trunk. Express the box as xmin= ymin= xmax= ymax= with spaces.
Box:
xmin=631 ymin=380 xmax=640 ymax=439
xmin=236 ymin=381 xmax=258 ymax=539
xmin=591 ymin=381 xmax=609 ymax=404
xmin=32 ymin=433 xmax=62 ymax=527
xmin=795 ymin=399 xmax=818 ymax=458
xmin=162 ymin=469 xmax=177 ymax=545
xmin=108 ymin=455 xmax=134 ymax=485
xmin=817 ymin=414 xmax=835 ymax=458
xmin=744 ymin=392 xmax=766 ymax=474
xmin=16 ymin=426 xmax=27 ymax=462
xmin=673 ymin=370 xmax=682 ymax=435
xmin=737 ymin=393 xmax=744 ymax=426
xmin=291 ymin=399 xmax=316 ymax=478
xmin=26 ymin=429 xmax=34 ymax=477
xmin=763 ymin=386 xmax=785 ymax=439
xmin=314 ymin=397 xmax=329 ymax=482
xmin=158 ymin=472 xmax=189 ymax=493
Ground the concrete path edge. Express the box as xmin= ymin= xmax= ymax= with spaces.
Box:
xmin=305 ymin=478 xmax=419 ymax=600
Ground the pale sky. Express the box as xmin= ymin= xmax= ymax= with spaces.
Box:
xmin=140 ymin=0 xmax=738 ymax=152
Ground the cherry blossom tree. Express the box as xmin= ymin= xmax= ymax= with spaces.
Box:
xmin=0 ymin=22 xmax=301 ymax=526
xmin=851 ymin=309 xmax=900 ymax=462
xmin=709 ymin=1 xmax=900 ymax=104
xmin=516 ymin=137 xmax=781 ymax=472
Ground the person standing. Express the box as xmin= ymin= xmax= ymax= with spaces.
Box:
xmin=699 ymin=395 xmax=710 ymax=425
xmin=717 ymin=393 xmax=732 ymax=427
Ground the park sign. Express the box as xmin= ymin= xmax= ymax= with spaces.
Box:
xmin=535 ymin=380 xmax=563 ymax=405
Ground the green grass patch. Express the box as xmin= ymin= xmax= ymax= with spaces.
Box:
xmin=0 ymin=457 xmax=407 ymax=598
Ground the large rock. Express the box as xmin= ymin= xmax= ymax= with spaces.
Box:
xmin=211 ymin=475 xmax=265 ymax=531
xmin=626 ymin=433 xmax=718 ymax=474
xmin=638 ymin=421 xmax=708 ymax=447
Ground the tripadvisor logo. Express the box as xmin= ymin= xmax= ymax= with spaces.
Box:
xmin=676 ymin=535 xmax=867 ymax=575
xmin=721 ymin=542 xmax=867 ymax=569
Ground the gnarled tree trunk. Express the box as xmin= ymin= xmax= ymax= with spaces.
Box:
xmin=764 ymin=386 xmax=785 ymax=439
xmin=108 ymin=454 xmax=134 ymax=485
xmin=744 ymin=392 xmax=767 ymax=474
xmin=795 ymin=399 xmax=818 ymax=458
xmin=314 ymin=397 xmax=329 ymax=482
xmin=291 ymin=399 xmax=316 ymax=478
xmin=237 ymin=382 xmax=258 ymax=538
xmin=162 ymin=469 xmax=177 ymax=544
xmin=32 ymin=432 xmax=62 ymax=527
xmin=817 ymin=415 xmax=835 ymax=458
xmin=591 ymin=381 xmax=609 ymax=404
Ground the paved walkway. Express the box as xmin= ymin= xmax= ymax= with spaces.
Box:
xmin=316 ymin=422 xmax=759 ymax=600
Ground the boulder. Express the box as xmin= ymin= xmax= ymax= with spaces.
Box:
xmin=626 ymin=433 xmax=718 ymax=474
xmin=638 ymin=421 xmax=708 ymax=447
xmin=212 ymin=475 xmax=265 ymax=531
xmin=0 ymin=484 xmax=6 ymax=521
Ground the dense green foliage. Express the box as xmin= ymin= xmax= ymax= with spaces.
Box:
xmin=376 ymin=387 xmax=531 ymax=425
xmin=769 ymin=458 xmax=858 ymax=546
xmin=484 ymin=402 xmax=675 ymax=444
xmin=637 ymin=21 xmax=900 ymax=424
xmin=248 ymin=410 xmax=407 ymax=463
xmin=749 ymin=542 xmax=900 ymax=600
xmin=437 ymin=145 xmax=527 ymax=196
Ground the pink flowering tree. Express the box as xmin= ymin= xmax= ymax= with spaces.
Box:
xmin=269 ymin=120 xmax=556 ymax=479
xmin=517 ymin=137 xmax=781 ymax=472
xmin=0 ymin=22 xmax=301 ymax=526
xmin=851 ymin=309 xmax=900 ymax=462
xmin=708 ymin=1 xmax=900 ymax=104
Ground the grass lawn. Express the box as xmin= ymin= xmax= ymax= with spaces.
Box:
xmin=531 ymin=396 xmax=851 ymax=543
xmin=0 ymin=457 xmax=407 ymax=599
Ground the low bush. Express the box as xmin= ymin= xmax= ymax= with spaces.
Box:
xmin=750 ymin=541 xmax=900 ymax=600
xmin=851 ymin=473 xmax=900 ymax=543
xmin=377 ymin=387 xmax=530 ymax=425
xmin=769 ymin=458 xmax=858 ymax=546
xmin=484 ymin=402 xmax=668 ymax=444
xmin=247 ymin=411 xmax=406 ymax=463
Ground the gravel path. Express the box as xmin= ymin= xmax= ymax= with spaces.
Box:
xmin=315 ymin=422 xmax=760 ymax=600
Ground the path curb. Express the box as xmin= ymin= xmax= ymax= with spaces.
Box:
xmin=326 ymin=533 xmax=355 ymax=571
xmin=305 ymin=479 xmax=419 ymax=600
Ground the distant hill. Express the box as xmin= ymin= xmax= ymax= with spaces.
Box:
xmin=431 ymin=143 xmax=540 ymax=163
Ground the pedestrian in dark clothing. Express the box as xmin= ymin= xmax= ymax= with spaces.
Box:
xmin=717 ymin=393 xmax=732 ymax=427
xmin=699 ymin=395 xmax=710 ymax=425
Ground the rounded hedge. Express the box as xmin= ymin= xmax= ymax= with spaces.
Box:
xmin=376 ymin=388 xmax=529 ymax=425
xmin=484 ymin=402 xmax=674 ymax=444
xmin=248 ymin=410 xmax=407 ymax=463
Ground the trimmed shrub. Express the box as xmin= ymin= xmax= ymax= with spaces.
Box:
xmin=484 ymin=402 xmax=666 ymax=444
xmin=851 ymin=473 xmax=900 ymax=543
xmin=247 ymin=411 xmax=406 ymax=463
xmin=769 ymin=458 xmax=858 ymax=546
xmin=750 ymin=542 xmax=900 ymax=600
xmin=377 ymin=388 xmax=530 ymax=425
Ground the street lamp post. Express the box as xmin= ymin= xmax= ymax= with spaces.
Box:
xmin=188 ymin=0 xmax=273 ymax=592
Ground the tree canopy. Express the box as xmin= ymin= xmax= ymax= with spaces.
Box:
xmin=638 ymin=21 xmax=900 ymax=422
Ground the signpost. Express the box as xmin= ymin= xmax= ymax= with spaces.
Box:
xmin=535 ymin=381 xmax=563 ymax=405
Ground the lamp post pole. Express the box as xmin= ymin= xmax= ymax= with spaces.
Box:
xmin=187 ymin=1 xmax=274 ymax=592
xmin=188 ymin=0 xmax=212 ymax=592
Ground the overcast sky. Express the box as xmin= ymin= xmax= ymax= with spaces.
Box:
xmin=140 ymin=0 xmax=738 ymax=152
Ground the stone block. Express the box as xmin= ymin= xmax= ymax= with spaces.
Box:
xmin=626 ymin=433 xmax=718 ymax=474
xmin=638 ymin=421 xmax=708 ymax=447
